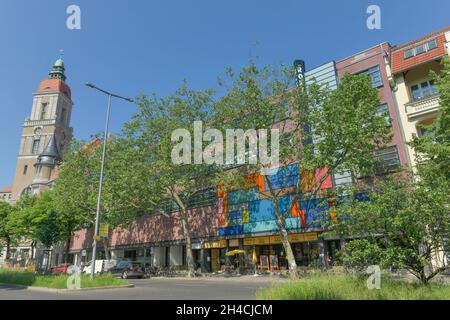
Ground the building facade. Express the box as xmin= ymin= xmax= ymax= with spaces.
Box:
xmin=391 ymin=27 xmax=450 ymax=169
xmin=2 ymin=26 xmax=448 ymax=272
xmin=0 ymin=58 xmax=74 ymax=267
xmin=336 ymin=42 xmax=409 ymax=172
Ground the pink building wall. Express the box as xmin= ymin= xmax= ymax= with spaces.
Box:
xmin=70 ymin=205 xmax=218 ymax=251
xmin=336 ymin=42 xmax=408 ymax=167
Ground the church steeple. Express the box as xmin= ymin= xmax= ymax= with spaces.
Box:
xmin=35 ymin=135 xmax=60 ymax=167
xmin=48 ymin=58 xmax=66 ymax=81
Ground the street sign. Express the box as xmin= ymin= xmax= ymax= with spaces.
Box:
xmin=99 ymin=223 xmax=109 ymax=238
xmin=81 ymin=249 xmax=87 ymax=257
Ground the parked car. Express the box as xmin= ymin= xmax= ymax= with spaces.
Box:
xmin=50 ymin=263 xmax=71 ymax=274
xmin=107 ymin=261 xmax=146 ymax=279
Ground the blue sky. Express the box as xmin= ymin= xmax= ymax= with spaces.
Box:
xmin=0 ymin=0 xmax=449 ymax=187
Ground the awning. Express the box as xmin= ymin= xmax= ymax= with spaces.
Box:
xmin=225 ymin=249 xmax=246 ymax=256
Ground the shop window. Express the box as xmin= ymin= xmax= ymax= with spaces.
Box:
xmin=358 ymin=65 xmax=383 ymax=88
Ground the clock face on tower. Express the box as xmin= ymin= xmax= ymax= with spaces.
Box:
xmin=34 ymin=127 xmax=42 ymax=136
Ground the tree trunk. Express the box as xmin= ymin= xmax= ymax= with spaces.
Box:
xmin=102 ymin=238 xmax=111 ymax=260
xmin=30 ymin=241 xmax=36 ymax=260
xmin=5 ymin=237 xmax=11 ymax=260
xmin=64 ymin=236 xmax=71 ymax=263
xmin=266 ymin=177 xmax=298 ymax=278
xmin=171 ymin=190 xmax=196 ymax=277
xmin=180 ymin=213 xmax=196 ymax=277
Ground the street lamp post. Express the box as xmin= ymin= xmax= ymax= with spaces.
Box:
xmin=85 ymin=83 xmax=134 ymax=279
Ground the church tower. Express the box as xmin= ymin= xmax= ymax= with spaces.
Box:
xmin=10 ymin=58 xmax=73 ymax=202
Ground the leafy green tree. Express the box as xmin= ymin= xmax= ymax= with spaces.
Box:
xmin=7 ymin=191 xmax=65 ymax=264
xmin=53 ymin=138 xmax=146 ymax=260
xmin=411 ymin=56 xmax=450 ymax=189
xmin=6 ymin=194 xmax=37 ymax=258
xmin=0 ymin=201 xmax=15 ymax=260
xmin=331 ymin=176 xmax=449 ymax=284
xmin=332 ymin=57 xmax=450 ymax=284
xmin=213 ymin=63 xmax=390 ymax=276
xmin=124 ymin=83 xmax=216 ymax=277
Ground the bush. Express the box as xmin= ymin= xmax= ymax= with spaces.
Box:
xmin=0 ymin=269 xmax=127 ymax=289
xmin=257 ymin=273 xmax=450 ymax=300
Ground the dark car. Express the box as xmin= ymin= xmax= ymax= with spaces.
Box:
xmin=108 ymin=261 xmax=146 ymax=279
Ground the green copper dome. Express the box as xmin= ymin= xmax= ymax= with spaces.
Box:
xmin=54 ymin=58 xmax=64 ymax=67
xmin=49 ymin=57 xmax=66 ymax=81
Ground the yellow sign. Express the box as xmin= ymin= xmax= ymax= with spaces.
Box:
xmin=93 ymin=236 xmax=102 ymax=241
xmin=229 ymin=239 xmax=240 ymax=247
xmin=99 ymin=223 xmax=109 ymax=238
xmin=242 ymin=210 xmax=250 ymax=223
xmin=269 ymin=235 xmax=281 ymax=244
xmin=244 ymin=232 xmax=319 ymax=246
xmin=244 ymin=238 xmax=254 ymax=246
xmin=203 ymin=240 xmax=227 ymax=249
xmin=304 ymin=232 xmax=318 ymax=241
xmin=253 ymin=236 xmax=271 ymax=245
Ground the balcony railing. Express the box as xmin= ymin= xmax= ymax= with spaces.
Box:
xmin=23 ymin=118 xmax=57 ymax=127
xmin=405 ymin=94 xmax=440 ymax=119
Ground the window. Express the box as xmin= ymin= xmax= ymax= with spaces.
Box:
xmin=23 ymin=165 xmax=28 ymax=175
xmin=187 ymin=188 xmax=217 ymax=209
xmin=40 ymin=103 xmax=48 ymax=120
xmin=427 ymin=39 xmax=438 ymax=50
xmin=404 ymin=49 xmax=415 ymax=59
xmin=403 ymin=39 xmax=438 ymax=59
xmin=374 ymin=146 xmax=401 ymax=173
xmin=376 ymin=103 xmax=391 ymax=126
xmin=358 ymin=66 xmax=383 ymax=88
xmin=419 ymin=126 xmax=435 ymax=139
xmin=415 ymin=44 xmax=426 ymax=55
xmin=31 ymin=139 xmax=40 ymax=154
xmin=411 ymin=80 xmax=438 ymax=101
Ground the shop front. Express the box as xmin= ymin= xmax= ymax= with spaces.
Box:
xmin=242 ymin=232 xmax=320 ymax=271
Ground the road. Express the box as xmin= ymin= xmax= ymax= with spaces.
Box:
xmin=0 ymin=276 xmax=283 ymax=300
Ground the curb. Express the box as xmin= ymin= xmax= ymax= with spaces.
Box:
xmin=0 ymin=283 xmax=134 ymax=293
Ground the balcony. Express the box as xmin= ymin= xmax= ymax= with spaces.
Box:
xmin=405 ymin=94 xmax=440 ymax=120
xmin=24 ymin=118 xmax=57 ymax=127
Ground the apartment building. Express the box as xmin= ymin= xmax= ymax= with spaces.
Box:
xmin=390 ymin=26 xmax=450 ymax=168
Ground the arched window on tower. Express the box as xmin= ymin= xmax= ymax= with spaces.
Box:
xmin=61 ymin=108 xmax=67 ymax=125
xmin=40 ymin=103 xmax=48 ymax=120
xmin=32 ymin=139 xmax=41 ymax=155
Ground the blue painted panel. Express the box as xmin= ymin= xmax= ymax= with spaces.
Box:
xmin=248 ymin=195 xmax=293 ymax=223
xmin=285 ymin=217 xmax=300 ymax=230
xmin=265 ymin=164 xmax=299 ymax=190
xmin=249 ymin=199 xmax=276 ymax=222
xmin=219 ymin=225 xmax=244 ymax=236
xmin=228 ymin=210 xmax=242 ymax=220
xmin=244 ymin=220 xmax=279 ymax=234
xmin=228 ymin=188 xmax=260 ymax=205
xmin=301 ymin=198 xmax=328 ymax=228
